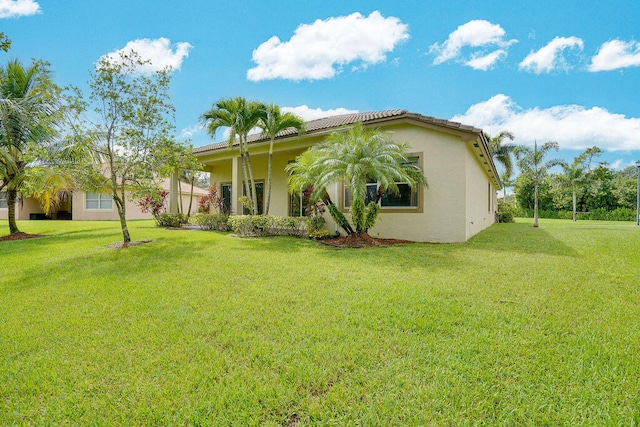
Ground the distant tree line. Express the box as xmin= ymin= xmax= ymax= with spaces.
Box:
xmin=488 ymin=132 xmax=638 ymax=223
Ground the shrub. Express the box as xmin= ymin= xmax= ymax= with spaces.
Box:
xmin=191 ymin=213 xmax=230 ymax=231
xmin=155 ymin=212 xmax=188 ymax=228
xmin=516 ymin=207 xmax=636 ymax=222
xmin=228 ymin=215 xmax=311 ymax=237
xmin=497 ymin=200 xmax=516 ymax=223
xmin=137 ymin=189 xmax=168 ymax=219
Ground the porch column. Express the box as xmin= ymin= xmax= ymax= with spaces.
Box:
xmin=169 ymin=171 xmax=179 ymax=213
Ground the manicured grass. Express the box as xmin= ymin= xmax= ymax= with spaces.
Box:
xmin=1 ymin=219 xmax=639 ymax=425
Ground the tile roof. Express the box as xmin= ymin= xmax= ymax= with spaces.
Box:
xmin=193 ymin=110 xmax=483 ymax=154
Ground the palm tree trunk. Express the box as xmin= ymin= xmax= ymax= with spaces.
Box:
xmin=239 ymin=151 xmax=251 ymax=213
xmin=7 ymin=188 xmax=20 ymax=234
xmin=265 ymin=152 xmax=273 ymax=215
xmin=187 ymin=176 xmax=195 ymax=219
xmin=533 ymin=183 xmax=539 ymax=228
xmin=245 ymin=154 xmax=258 ymax=215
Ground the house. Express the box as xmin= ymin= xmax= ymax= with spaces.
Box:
xmin=0 ymin=178 xmax=208 ymax=221
xmin=192 ymin=110 xmax=501 ymax=243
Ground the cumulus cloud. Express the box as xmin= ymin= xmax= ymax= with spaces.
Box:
xmin=180 ymin=123 xmax=204 ymax=139
xmin=247 ymin=11 xmax=409 ymax=81
xmin=589 ymin=39 xmax=640 ymax=71
xmin=519 ymin=36 xmax=584 ymax=73
xmin=100 ymin=38 xmax=192 ymax=73
xmin=466 ymin=50 xmax=508 ymax=71
xmin=429 ymin=20 xmax=517 ymax=69
xmin=0 ymin=0 xmax=39 ymax=18
xmin=282 ymin=105 xmax=359 ymax=121
xmin=452 ymin=94 xmax=640 ymax=151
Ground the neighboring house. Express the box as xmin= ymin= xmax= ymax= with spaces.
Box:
xmin=0 ymin=178 xmax=207 ymax=221
xmin=192 ymin=110 xmax=501 ymax=243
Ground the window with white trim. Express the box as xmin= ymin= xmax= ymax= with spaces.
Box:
xmin=0 ymin=191 xmax=7 ymax=209
xmin=85 ymin=192 xmax=112 ymax=210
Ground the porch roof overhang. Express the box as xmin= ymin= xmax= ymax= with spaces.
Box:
xmin=193 ymin=110 xmax=502 ymax=189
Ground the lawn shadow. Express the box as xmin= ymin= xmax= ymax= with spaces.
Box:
xmin=467 ymin=223 xmax=580 ymax=258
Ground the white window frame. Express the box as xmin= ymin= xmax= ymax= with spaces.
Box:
xmin=85 ymin=192 xmax=113 ymax=211
xmin=0 ymin=191 xmax=7 ymax=210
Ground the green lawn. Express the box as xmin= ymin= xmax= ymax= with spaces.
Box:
xmin=1 ymin=219 xmax=639 ymax=425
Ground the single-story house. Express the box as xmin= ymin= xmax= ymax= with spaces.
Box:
xmin=192 ymin=110 xmax=501 ymax=243
xmin=0 ymin=178 xmax=207 ymax=221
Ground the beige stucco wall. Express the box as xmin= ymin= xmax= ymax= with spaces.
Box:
xmin=465 ymin=148 xmax=498 ymax=240
xmin=0 ymin=190 xmax=203 ymax=222
xmin=0 ymin=196 xmax=44 ymax=220
xmin=72 ymin=191 xmax=203 ymax=220
xmin=199 ymin=122 xmax=497 ymax=243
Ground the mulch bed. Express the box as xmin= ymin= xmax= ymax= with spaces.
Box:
xmin=104 ymin=240 xmax=153 ymax=249
xmin=321 ymin=233 xmax=411 ymax=248
xmin=0 ymin=232 xmax=44 ymax=242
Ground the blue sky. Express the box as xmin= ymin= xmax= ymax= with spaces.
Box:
xmin=2 ymin=0 xmax=640 ymax=169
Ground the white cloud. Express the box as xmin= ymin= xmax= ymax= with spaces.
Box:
xmin=0 ymin=0 xmax=40 ymax=18
xmin=589 ymin=39 xmax=640 ymax=71
xmin=180 ymin=123 xmax=204 ymax=139
xmin=282 ymin=105 xmax=359 ymax=121
xmin=466 ymin=50 xmax=507 ymax=71
xmin=519 ymin=36 xmax=584 ymax=73
xmin=452 ymin=94 xmax=640 ymax=151
xmin=247 ymin=11 xmax=409 ymax=81
xmin=429 ymin=20 xmax=517 ymax=69
xmin=100 ymin=38 xmax=192 ymax=74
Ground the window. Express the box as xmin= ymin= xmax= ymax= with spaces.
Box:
xmin=0 ymin=191 xmax=7 ymax=209
xmin=343 ymin=155 xmax=421 ymax=210
xmin=85 ymin=192 xmax=112 ymax=210
xmin=221 ymin=183 xmax=232 ymax=214
xmin=242 ymin=181 xmax=264 ymax=214
xmin=290 ymin=188 xmax=313 ymax=217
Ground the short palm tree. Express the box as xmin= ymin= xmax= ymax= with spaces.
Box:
xmin=515 ymin=140 xmax=563 ymax=227
xmin=258 ymin=104 xmax=305 ymax=215
xmin=287 ymin=121 xmax=427 ymax=235
xmin=559 ymin=146 xmax=602 ymax=221
xmin=485 ymin=130 xmax=516 ymax=179
xmin=0 ymin=59 xmax=56 ymax=234
xmin=201 ymin=97 xmax=264 ymax=214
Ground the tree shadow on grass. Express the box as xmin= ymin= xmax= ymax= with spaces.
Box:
xmin=469 ymin=223 xmax=580 ymax=257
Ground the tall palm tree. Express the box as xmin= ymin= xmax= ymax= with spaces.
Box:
xmin=201 ymin=97 xmax=264 ymax=214
xmin=258 ymin=104 xmax=305 ymax=215
xmin=287 ymin=121 xmax=427 ymax=235
xmin=515 ymin=140 xmax=563 ymax=228
xmin=0 ymin=59 xmax=55 ymax=234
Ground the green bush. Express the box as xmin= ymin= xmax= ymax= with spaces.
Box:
xmin=191 ymin=213 xmax=230 ymax=231
xmin=497 ymin=201 xmax=516 ymax=223
xmin=228 ymin=215 xmax=312 ymax=237
xmin=155 ymin=213 xmax=188 ymax=228
xmin=517 ymin=207 xmax=636 ymax=221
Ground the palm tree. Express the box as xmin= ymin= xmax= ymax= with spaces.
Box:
xmin=258 ymin=104 xmax=305 ymax=215
xmin=515 ymin=140 xmax=563 ymax=227
xmin=559 ymin=146 xmax=602 ymax=221
xmin=201 ymin=97 xmax=264 ymax=214
xmin=485 ymin=130 xmax=516 ymax=179
xmin=287 ymin=121 xmax=427 ymax=235
xmin=0 ymin=59 xmax=55 ymax=234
